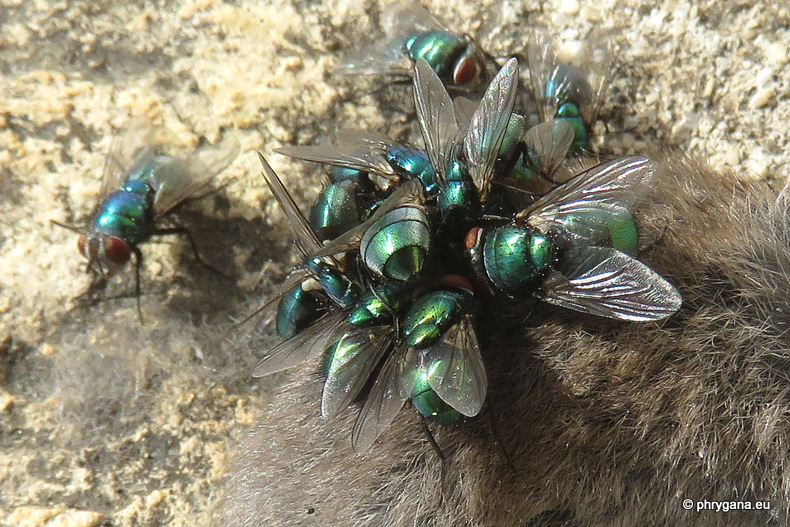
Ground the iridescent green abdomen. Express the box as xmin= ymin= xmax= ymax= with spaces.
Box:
xmin=556 ymin=102 xmax=588 ymax=151
xmin=404 ymin=30 xmax=467 ymax=85
xmin=560 ymin=211 xmax=639 ymax=255
xmin=483 ymin=227 xmax=555 ymax=292
xmin=321 ymin=335 xmax=356 ymax=379
xmin=545 ymin=64 xmax=593 ymax=151
xmin=276 ymin=286 xmax=327 ymax=339
xmin=438 ymin=159 xmax=476 ymax=216
xmin=408 ymin=365 xmax=462 ymax=424
xmin=403 ymin=289 xmax=470 ymax=349
xmin=498 ymin=113 xmax=527 ymax=163
xmin=310 ymin=180 xmax=361 ymax=240
xmin=359 ymin=205 xmax=430 ymax=281
xmin=607 ymin=212 xmax=639 ymax=255
xmin=347 ymin=281 xmax=411 ymax=328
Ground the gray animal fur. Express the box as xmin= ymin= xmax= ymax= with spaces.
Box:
xmin=212 ymin=154 xmax=790 ymax=526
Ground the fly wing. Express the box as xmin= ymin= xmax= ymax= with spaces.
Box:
xmin=572 ymin=29 xmax=613 ymax=125
xmin=97 ymin=116 xmax=156 ymax=203
xmin=151 ymin=132 xmax=239 ymax=216
xmin=526 ymin=30 xmax=561 ymax=124
xmin=539 ymin=246 xmax=682 ymax=321
xmin=336 ymin=0 xmax=442 ymax=79
xmin=522 ymin=119 xmax=575 ymax=177
xmin=352 ymin=344 xmax=417 ymax=453
xmin=251 ymin=311 xmax=347 ymax=377
xmin=305 ymin=179 xmax=425 ymax=260
xmin=452 ymin=96 xmax=478 ymax=129
xmin=277 ymin=130 xmax=397 ymax=179
xmin=413 ymin=58 xmax=460 ymax=182
xmin=518 ymin=155 xmax=654 ymax=243
xmin=464 ymin=57 xmax=520 ymax=202
xmin=424 ymin=315 xmax=487 ymax=417
xmin=381 ymin=0 xmax=443 ymax=35
xmin=232 ymin=268 xmax=312 ymax=330
xmin=258 ymin=152 xmax=323 ymax=256
xmin=322 ymin=325 xmax=394 ymax=418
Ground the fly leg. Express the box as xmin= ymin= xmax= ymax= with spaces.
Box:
xmin=486 ymin=405 xmax=516 ymax=474
xmin=419 ymin=415 xmax=451 ymax=506
xmin=132 ymin=246 xmax=144 ymax=323
xmin=152 ymin=226 xmax=232 ymax=279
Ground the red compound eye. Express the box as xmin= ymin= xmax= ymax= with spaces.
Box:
xmin=104 ymin=237 xmax=131 ymax=265
xmin=464 ymin=227 xmax=481 ymax=251
xmin=453 ymin=56 xmax=478 ymax=86
xmin=77 ymin=234 xmax=89 ymax=258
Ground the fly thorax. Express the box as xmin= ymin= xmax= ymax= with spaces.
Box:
xmin=359 ymin=205 xmax=430 ymax=282
xmin=481 ymin=226 xmax=555 ymax=293
xmin=93 ymin=189 xmax=154 ymax=245
xmin=314 ymin=264 xmax=361 ymax=309
xmin=545 ymin=64 xmax=592 ymax=108
xmin=404 ymin=30 xmax=468 ymax=85
xmin=386 ymin=147 xmax=438 ymax=197
xmin=121 ymin=178 xmax=155 ymax=198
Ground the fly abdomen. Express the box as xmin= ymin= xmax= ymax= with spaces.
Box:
xmin=402 ymin=288 xmax=472 ymax=349
xmin=411 ymin=378 xmax=462 ymax=425
xmin=359 ymin=205 xmax=430 ymax=282
xmin=310 ymin=180 xmax=362 ymax=241
xmin=276 ymin=285 xmax=328 ymax=339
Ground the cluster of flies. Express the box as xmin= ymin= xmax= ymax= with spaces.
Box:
xmin=62 ymin=2 xmax=681 ymax=455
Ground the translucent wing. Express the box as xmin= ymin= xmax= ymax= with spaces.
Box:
xmin=539 ymin=246 xmax=682 ymax=321
xmin=452 ymin=96 xmax=478 ymax=129
xmin=526 ymin=30 xmax=561 ymax=124
xmin=231 ymin=269 xmax=313 ymax=330
xmin=305 ymin=179 xmax=425 ymax=261
xmin=336 ymin=0 xmax=442 ymax=79
xmin=276 ymin=130 xmax=397 ymax=179
xmin=258 ymin=152 xmax=323 ymax=256
xmin=97 ymin=116 xmax=156 ymax=203
xmin=527 ymin=29 xmax=612 ymax=126
xmin=381 ymin=0 xmax=443 ymax=34
xmin=151 ymin=132 xmax=239 ymax=216
xmin=251 ymin=312 xmax=347 ymax=377
xmin=322 ymin=325 xmax=394 ymax=418
xmin=571 ymin=29 xmax=613 ymax=125
xmin=352 ymin=345 xmax=418 ymax=453
xmin=464 ymin=57 xmax=520 ymax=202
xmin=523 ymin=119 xmax=575 ymax=177
xmin=413 ymin=58 xmax=461 ymax=181
xmin=518 ymin=155 xmax=655 ymax=243
xmin=424 ymin=315 xmax=487 ymax=417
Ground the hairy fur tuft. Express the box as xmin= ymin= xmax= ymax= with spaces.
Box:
xmin=213 ymin=155 xmax=790 ymax=526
